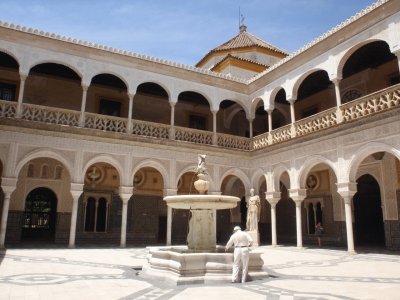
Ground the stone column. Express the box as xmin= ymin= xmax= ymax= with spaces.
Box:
xmin=288 ymin=98 xmax=296 ymax=124
xmin=16 ymin=73 xmax=28 ymax=118
xmin=164 ymin=188 xmax=177 ymax=246
xmin=265 ymin=192 xmax=281 ymax=247
xmin=69 ymin=183 xmax=83 ymax=248
xmin=212 ymin=110 xmax=217 ymax=145
xmin=169 ymin=101 xmax=176 ymax=140
xmin=79 ymin=84 xmax=89 ymax=127
xmin=0 ymin=178 xmax=16 ymax=248
xmin=289 ymin=189 xmax=307 ymax=248
xmin=167 ymin=206 xmax=172 ymax=245
xmin=248 ymin=118 xmax=254 ymax=138
xmin=119 ymin=186 xmax=133 ymax=248
xmin=267 ymin=108 xmax=273 ymax=132
xmin=127 ymin=93 xmax=134 ymax=133
xmin=332 ymin=78 xmax=343 ymax=123
xmin=337 ymin=182 xmax=357 ymax=254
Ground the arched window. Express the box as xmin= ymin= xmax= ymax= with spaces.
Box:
xmin=342 ymin=89 xmax=363 ymax=103
xmin=41 ymin=164 xmax=49 ymax=178
xmin=84 ymin=194 xmax=110 ymax=232
xmin=55 ymin=165 xmax=63 ymax=180
xmin=304 ymin=199 xmax=324 ymax=234
xmin=27 ymin=164 xmax=35 ymax=177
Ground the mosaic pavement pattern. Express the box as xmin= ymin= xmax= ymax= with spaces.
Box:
xmin=1 ymin=246 xmax=399 ymax=299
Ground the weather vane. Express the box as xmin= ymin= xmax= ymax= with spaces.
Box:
xmin=239 ymin=7 xmax=246 ymax=30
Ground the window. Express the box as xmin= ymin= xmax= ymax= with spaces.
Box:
xmin=84 ymin=193 xmax=110 ymax=232
xmin=342 ymin=89 xmax=363 ymax=103
xmin=189 ymin=114 xmax=207 ymax=130
xmin=55 ymin=165 xmax=63 ymax=180
xmin=27 ymin=164 xmax=35 ymax=178
xmin=0 ymin=82 xmax=16 ymax=101
xmin=99 ymin=98 xmax=121 ymax=117
xmin=41 ymin=165 xmax=49 ymax=178
xmin=304 ymin=199 xmax=324 ymax=234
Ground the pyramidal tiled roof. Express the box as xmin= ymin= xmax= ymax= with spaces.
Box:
xmin=212 ymin=25 xmax=288 ymax=55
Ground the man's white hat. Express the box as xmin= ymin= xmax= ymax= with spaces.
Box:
xmin=233 ymin=226 xmax=241 ymax=232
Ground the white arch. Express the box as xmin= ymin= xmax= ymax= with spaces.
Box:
xmin=337 ymin=38 xmax=391 ymax=79
xmin=177 ymin=89 xmax=212 ymax=109
xmin=88 ymin=71 xmax=130 ymax=92
xmin=14 ymin=148 xmax=73 ymax=179
xmin=136 ymin=80 xmax=172 ymax=100
xmin=27 ymin=59 xmax=83 ymax=79
xmin=290 ymin=68 xmax=330 ymax=100
xmin=269 ymin=86 xmax=286 ymax=107
xmin=297 ymin=155 xmax=338 ymax=189
xmin=130 ymin=159 xmax=168 ymax=189
xmin=250 ymin=97 xmax=265 ymax=119
xmin=348 ymin=142 xmax=400 ymax=183
xmin=271 ymin=163 xmax=290 ymax=192
xmin=250 ymin=168 xmax=266 ymax=191
xmin=0 ymin=47 xmax=21 ymax=67
xmin=219 ymin=168 xmax=250 ymax=193
xmin=83 ymin=154 xmax=124 ymax=186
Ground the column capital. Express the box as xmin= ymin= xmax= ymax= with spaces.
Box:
xmin=128 ymin=92 xmax=135 ymax=99
xmin=289 ymin=188 xmax=307 ymax=202
xmin=19 ymin=73 xmax=28 ymax=81
xmin=70 ymin=182 xmax=84 ymax=199
xmin=120 ymin=185 xmax=134 ymax=195
xmin=169 ymin=100 xmax=177 ymax=107
xmin=81 ymin=84 xmax=89 ymax=91
xmin=265 ymin=105 xmax=275 ymax=113
xmin=265 ymin=191 xmax=281 ymax=206
xmin=336 ymin=182 xmax=357 ymax=198
xmin=1 ymin=177 xmax=17 ymax=194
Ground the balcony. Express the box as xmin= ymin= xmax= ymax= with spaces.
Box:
xmin=1 ymin=83 xmax=399 ymax=152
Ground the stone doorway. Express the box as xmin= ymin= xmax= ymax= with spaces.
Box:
xmin=353 ymin=174 xmax=385 ymax=247
xmin=21 ymin=187 xmax=58 ymax=241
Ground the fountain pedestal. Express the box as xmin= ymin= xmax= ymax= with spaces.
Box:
xmin=141 ymin=156 xmax=268 ymax=285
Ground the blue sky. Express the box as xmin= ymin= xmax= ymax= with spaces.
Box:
xmin=0 ymin=0 xmax=376 ymax=65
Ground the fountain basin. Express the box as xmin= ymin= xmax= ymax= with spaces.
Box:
xmin=164 ymin=195 xmax=240 ymax=210
xmin=142 ymin=246 xmax=267 ymax=285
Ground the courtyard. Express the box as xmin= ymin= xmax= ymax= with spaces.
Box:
xmin=0 ymin=245 xmax=399 ymax=300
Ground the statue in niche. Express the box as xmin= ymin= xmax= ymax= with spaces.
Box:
xmin=246 ymin=188 xmax=261 ymax=232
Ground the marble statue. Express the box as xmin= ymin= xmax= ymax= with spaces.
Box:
xmin=246 ymin=188 xmax=261 ymax=231
xmin=196 ymin=154 xmax=207 ymax=175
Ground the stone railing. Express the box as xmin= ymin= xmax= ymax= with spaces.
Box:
xmin=294 ymin=107 xmax=337 ymax=137
xmin=0 ymin=99 xmax=16 ymax=118
xmin=252 ymin=83 xmax=400 ymax=150
xmin=341 ymin=83 xmax=400 ymax=122
xmin=1 ymin=83 xmax=399 ymax=152
xmin=22 ymin=103 xmax=80 ymax=126
xmin=131 ymin=119 xmax=170 ymax=139
xmin=217 ymin=132 xmax=251 ymax=151
xmin=85 ymin=112 xmax=127 ymax=133
xmin=174 ymin=126 xmax=213 ymax=145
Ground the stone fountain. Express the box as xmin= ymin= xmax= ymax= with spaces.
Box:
xmin=141 ymin=155 xmax=267 ymax=285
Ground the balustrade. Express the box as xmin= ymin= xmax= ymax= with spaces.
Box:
xmin=21 ymin=103 xmax=80 ymax=126
xmin=131 ymin=119 xmax=170 ymax=139
xmin=0 ymin=100 xmax=16 ymax=118
xmin=1 ymin=84 xmax=399 ymax=151
xmin=85 ymin=112 xmax=127 ymax=133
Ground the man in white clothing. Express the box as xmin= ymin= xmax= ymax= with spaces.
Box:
xmin=225 ymin=226 xmax=253 ymax=283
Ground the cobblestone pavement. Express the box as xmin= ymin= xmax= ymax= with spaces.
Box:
xmin=1 ymin=245 xmax=399 ymax=300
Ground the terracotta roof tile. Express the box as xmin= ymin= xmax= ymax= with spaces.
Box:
xmin=212 ymin=28 xmax=288 ymax=55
